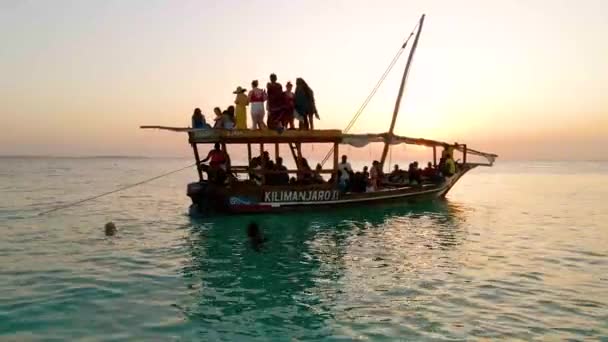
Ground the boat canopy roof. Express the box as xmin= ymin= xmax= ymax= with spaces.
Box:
xmin=141 ymin=126 xmax=498 ymax=164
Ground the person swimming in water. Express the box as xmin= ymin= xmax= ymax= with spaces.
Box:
xmin=247 ymin=222 xmax=267 ymax=251
xmin=105 ymin=222 xmax=117 ymax=236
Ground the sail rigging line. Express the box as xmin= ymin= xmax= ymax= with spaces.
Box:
xmin=37 ymin=162 xmax=196 ymax=216
xmin=320 ymin=20 xmax=421 ymax=167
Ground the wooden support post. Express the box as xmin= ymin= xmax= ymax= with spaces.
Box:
xmin=333 ymin=142 xmax=339 ymax=183
xmin=275 ymin=143 xmax=279 ymax=160
xmin=463 ymin=144 xmax=467 ymax=164
xmin=191 ymin=143 xmax=203 ymax=181
xmin=247 ymin=143 xmax=252 ymax=180
xmin=433 ymin=145 xmax=437 ymax=167
xmin=260 ymin=144 xmax=266 ymax=184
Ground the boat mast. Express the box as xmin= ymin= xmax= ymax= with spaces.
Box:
xmin=380 ymin=14 xmax=425 ymax=169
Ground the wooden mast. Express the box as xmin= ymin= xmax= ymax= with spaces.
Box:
xmin=380 ymin=14 xmax=426 ymax=169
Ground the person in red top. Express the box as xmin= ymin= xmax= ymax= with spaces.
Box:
xmin=266 ymin=73 xmax=285 ymax=129
xmin=248 ymin=80 xmax=267 ymax=130
xmin=201 ymin=143 xmax=229 ymax=184
xmin=202 ymin=143 xmax=227 ymax=168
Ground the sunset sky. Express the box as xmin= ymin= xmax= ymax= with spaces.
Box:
xmin=1 ymin=0 xmax=606 ymax=160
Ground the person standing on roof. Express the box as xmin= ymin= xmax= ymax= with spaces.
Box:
xmin=233 ymin=86 xmax=249 ymax=129
xmin=294 ymin=78 xmax=319 ymax=130
xmin=248 ymin=80 xmax=267 ymax=130
xmin=282 ymin=81 xmax=295 ymax=129
xmin=266 ymin=73 xmax=285 ymax=129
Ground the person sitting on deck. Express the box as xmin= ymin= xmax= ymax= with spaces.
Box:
xmin=266 ymin=73 xmax=285 ymax=130
xmin=422 ymin=162 xmax=435 ymax=178
xmin=294 ymin=78 xmax=319 ymax=130
xmin=362 ymin=166 xmax=370 ymax=180
xmin=297 ymin=157 xmax=313 ymax=184
xmin=443 ymin=156 xmax=456 ymax=177
xmin=388 ymin=164 xmax=407 ymax=183
xmin=191 ymin=108 xmax=210 ymax=129
xmin=233 ymin=86 xmax=249 ymax=129
xmin=438 ymin=144 xmax=457 ymax=177
xmin=223 ymin=106 xmax=236 ymax=129
xmin=337 ymin=170 xmax=349 ymax=192
xmin=201 ymin=143 xmax=228 ymax=184
xmin=212 ymin=107 xmax=223 ymax=128
xmin=369 ymin=160 xmax=381 ymax=191
xmin=262 ymin=151 xmax=271 ymax=166
xmin=338 ymin=155 xmax=353 ymax=185
xmin=408 ymin=162 xmax=422 ymax=185
xmin=312 ymin=163 xmax=324 ymax=184
xmin=275 ymin=157 xmax=289 ymax=185
xmin=248 ymin=80 xmax=268 ymax=130
xmin=249 ymin=156 xmax=263 ymax=185
xmin=350 ymin=171 xmax=367 ymax=193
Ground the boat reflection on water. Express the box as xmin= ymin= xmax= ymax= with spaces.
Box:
xmin=180 ymin=199 xmax=471 ymax=339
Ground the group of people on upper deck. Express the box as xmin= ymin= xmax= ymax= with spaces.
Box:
xmin=191 ymin=73 xmax=319 ymax=131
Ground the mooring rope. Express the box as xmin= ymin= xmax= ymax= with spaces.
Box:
xmin=320 ymin=21 xmax=420 ymax=167
xmin=37 ymin=162 xmax=196 ymax=216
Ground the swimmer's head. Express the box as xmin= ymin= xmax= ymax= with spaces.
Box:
xmin=105 ymin=222 xmax=117 ymax=236
xmin=247 ymin=222 xmax=260 ymax=238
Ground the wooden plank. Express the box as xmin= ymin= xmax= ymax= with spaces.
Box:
xmin=275 ymin=143 xmax=279 ymax=160
xmin=260 ymin=143 xmax=265 ymax=184
xmin=228 ymin=168 xmax=335 ymax=174
xmin=288 ymin=143 xmax=300 ymax=170
xmin=247 ymin=143 xmax=252 ymax=180
xmin=333 ymin=142 xmax=339 ymax=183
xmin=380 ymin=14 xmax=426 ymax=168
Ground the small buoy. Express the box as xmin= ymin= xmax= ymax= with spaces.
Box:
xmin=105 ymin=222 xmax=117 ymax=236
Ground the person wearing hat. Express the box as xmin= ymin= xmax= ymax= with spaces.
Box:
xmin=233 ymin=86 xmax=249 ymax=129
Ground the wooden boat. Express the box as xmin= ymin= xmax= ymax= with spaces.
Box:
xmin=141 ymin=14 xmax=497 ymax=215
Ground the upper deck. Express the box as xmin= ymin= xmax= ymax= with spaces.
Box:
xmin=139 ymin=126 xmax=498 ymax=165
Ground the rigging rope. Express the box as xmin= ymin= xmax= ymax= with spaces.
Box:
xmin=37 ymin=162 xmax=196 ymax=216
xmin=320 ymin=21 xmax=420 ymax=167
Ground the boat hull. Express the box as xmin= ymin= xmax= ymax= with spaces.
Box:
xmin=188 ymin=165 xmax=475 ymax=215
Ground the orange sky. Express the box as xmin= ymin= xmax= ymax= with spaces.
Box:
xmin=0 ymin=0 xmax=606 ymax=160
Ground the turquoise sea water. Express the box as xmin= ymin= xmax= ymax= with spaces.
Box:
xmin=1 ymin=157 xmax=607 ymax=341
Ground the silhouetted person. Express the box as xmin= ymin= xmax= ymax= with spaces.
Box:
xmin=105 ymin=222 xmax=117 ymax=236
xmin=191 ymin=108 xmax=209 ymax=129
xmin=294 ymin=78 xmax=319 ymax=130
xmin=275 ymin=157 xmax=289 ymax=185
xmin=266 ymin=73 xmax=285 ymax=129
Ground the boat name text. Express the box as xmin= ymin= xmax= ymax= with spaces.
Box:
xmin=264 ymin=190 xmax=339 ymax=202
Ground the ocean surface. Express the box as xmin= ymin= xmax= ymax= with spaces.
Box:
xmin=1 ymin=157 xmax=607 ymax=341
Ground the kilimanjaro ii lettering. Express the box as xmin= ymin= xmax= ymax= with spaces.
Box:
xmin=264 ymin=190 xmax=340 ymax=203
